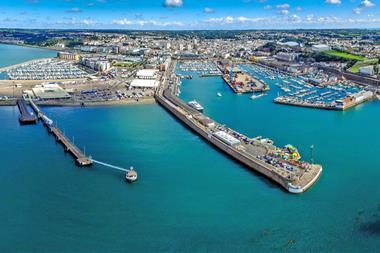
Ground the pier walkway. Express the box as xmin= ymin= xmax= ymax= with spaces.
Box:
xmin=28 ymin=99 xmax=135 ymax=176
xmin=29 ymin=99 xmax=92 ymax=166
xmin=50 ymin=126 xmax=92 ymax=166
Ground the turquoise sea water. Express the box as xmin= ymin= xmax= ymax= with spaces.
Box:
xmin=0 ymin=48 xmax=380 ymax=252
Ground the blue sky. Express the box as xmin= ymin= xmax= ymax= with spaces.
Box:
xmin=0 ymin=0 xmax=379 ymax=29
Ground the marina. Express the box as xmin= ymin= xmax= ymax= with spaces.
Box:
xmin=5 ymin=58 xmax=90 ymax=80
xmin=244 ymin=63 xmax=375 ymax=110
xmin=178 ymin=61 xmax=221 ymax=77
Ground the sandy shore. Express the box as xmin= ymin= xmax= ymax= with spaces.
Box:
xmin=37 ymin=97 xmax=156 ymax=107
xmin=0 ymin=97 xmax=156 ymax=107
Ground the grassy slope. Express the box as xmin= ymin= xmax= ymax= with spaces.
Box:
xmin=324 ymin=50 xmax=366 ymax=61
xmin=348 ymin=59 xmax=378 ymax=73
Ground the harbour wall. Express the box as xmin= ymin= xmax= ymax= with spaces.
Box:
xmin=155 ymin=91 xmax=290 ymax=192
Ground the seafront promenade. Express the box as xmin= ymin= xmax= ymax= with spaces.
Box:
xmin=155 ymin=60 xmax=322 ymax=193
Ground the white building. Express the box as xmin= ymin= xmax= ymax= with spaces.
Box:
xmin=30 ymin=83 xmax=71 ymax=100
xmin=312 ymin=44 xmax=330 ymax=52
xmin=136 ymin=69 xmax=158 ymax=79
xmin=80 ymin=57 xmax=111 ymax=72
xmin=213 ymin=131 xmax=241 ymax=147
xmin=359 ymin=65 xmax=375 ymax=76
xmin=130 ymin=79 xmax=159 ymax=88
xmin=130 ymin=68 xmax=160 ymax=89
xmin=275 ymin=52 xmax=297 ymax=62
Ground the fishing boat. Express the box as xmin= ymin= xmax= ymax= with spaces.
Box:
xmin=126 ymin=167 xmax=138 ymax=182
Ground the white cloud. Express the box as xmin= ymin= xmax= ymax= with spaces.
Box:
xmin=277 ymin=9 xmax=289 ymax=15
xmin=286 ymin=14 xmax=302 ymax=23
xmin=276 ymin=4 xmax=290 ymax=9
xmin=112 ymin=18 xmax=183 ymax=27
xmin=112 ymin=18 xmax=133 ymax=25
xmin=360 ymin=0 xmax=375 ymax=8
xmin=66 ymin=7 xmax=82 ymax=13
xmin=325 ymin=0 xmax=341 ymax=5
xmin=353 ymin=8 xmax=362 ymax=14
xmin=204 ymin=15 xmax=271 ymax=28
xmin=163 ymin=0 xmax=183 ymax=8
xmin=353 ymin=0 xmax=375 ymax=14
xmin=306 ymin=14 xmax=314 ymax=22
xmin=203 ymin=7 xmax=214 ymax=14
xmin=81 ymin=19 xmax=96 ymax=25
xmin=225 ymin=16 xmax=234 ymax=24
xmin=55 ymin=17 xmax=96 ymax=26
xmin=264 ymin=5 xmax=272 ymax=10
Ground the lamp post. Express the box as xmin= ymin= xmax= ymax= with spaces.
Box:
xmin=310 ymin=144 xmax=314 ymax=163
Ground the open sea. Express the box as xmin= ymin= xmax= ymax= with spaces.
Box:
xmin=0 ymin=44 xmax=380 ymax=252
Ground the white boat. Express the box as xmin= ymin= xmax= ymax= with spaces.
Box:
xmin=188 ymin=100 xmax=204 ymax=111
xmin=217 ymin=92 xmax=222 ymax=97
xmin=250 ymin=93 xmax=266 ymax=100
xmin=126 ymin=166 xmax=138 ymax=182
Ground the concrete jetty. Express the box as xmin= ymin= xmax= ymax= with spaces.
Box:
xmin=155 ymin=60 xmax=322 ymax=194
xmin=17 ymin=99 xmax=37 ymax=124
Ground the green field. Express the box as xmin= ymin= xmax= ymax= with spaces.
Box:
xmin=324 ymin=50 xmax=366 ymax=61
xmin=348 ymin=59 xmax=378 ymax=73
xmin=112 ymin=61 xmax=142 ymax=68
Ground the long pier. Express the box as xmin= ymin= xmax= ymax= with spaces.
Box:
xmin=156 ymin=60 xmax=322 ymax=194
xmin=29 ymin=99 xmax=92 ymax=166
xmin=18 ymin=98 xmax=137 ymax=180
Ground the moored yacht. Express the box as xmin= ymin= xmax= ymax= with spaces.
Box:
xmin=250 ymin=93 xmax=266 ymax=100
xmin=188 ymin=100 xmax=204 ymax=111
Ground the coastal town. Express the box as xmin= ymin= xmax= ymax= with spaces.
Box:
xmin=1 ymin=29 xmax=380 ymax=193
xmin=0 ymin=29 xmax=379 ymax=110
xmin=3 ymin=0 xmax=380 ymax=250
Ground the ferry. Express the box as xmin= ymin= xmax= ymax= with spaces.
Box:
xmin=126 ymin=167 xmax=138 ymax=182
xmin=188 ymin=100 xmax=204 ymax=111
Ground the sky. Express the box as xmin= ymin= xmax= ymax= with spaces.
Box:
xmin=0 ymin=0 xmax=380 ymax=29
